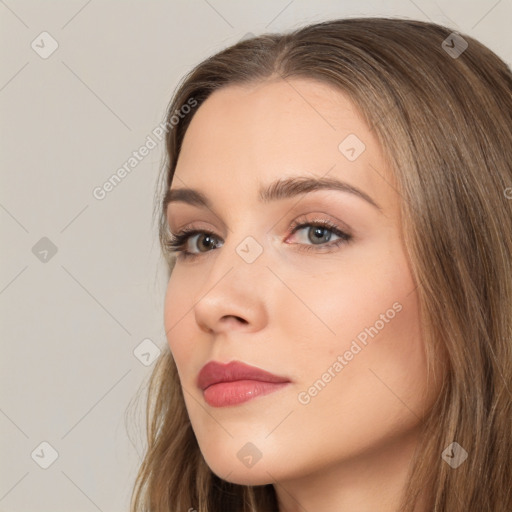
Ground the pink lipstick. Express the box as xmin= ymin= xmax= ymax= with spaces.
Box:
xmin=197 ymin=360 xmax=290 ymax=407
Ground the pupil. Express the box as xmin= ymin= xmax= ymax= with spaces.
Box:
xmin=310 ymin=227 xmax=331 ymax=244
xmin=200 ymin=235 xmax=213 ymax=250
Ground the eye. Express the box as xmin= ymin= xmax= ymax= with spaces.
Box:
xmin=164 ymin=216 xmax=352 ymax=261
xmin=286 ymin=217 xmax=352 ymax=253
xmin=164 ymin=228 xmax=222 ymax=260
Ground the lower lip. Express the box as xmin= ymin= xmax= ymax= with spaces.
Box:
xmin=203 ymin=380 xmax=290 ymax=407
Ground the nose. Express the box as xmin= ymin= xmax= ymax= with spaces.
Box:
xmin=192 ymin=236 xmax=270 ymax=335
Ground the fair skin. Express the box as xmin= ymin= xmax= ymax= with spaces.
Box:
xmin=164 ymin=77 xmax=440 ymax=512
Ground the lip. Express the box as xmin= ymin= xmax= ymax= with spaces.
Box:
xmin=197 ymin=361 xmax=291 ymax=407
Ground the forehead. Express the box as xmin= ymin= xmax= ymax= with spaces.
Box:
xmin=173 ymin=78 xmax=397 ymax=212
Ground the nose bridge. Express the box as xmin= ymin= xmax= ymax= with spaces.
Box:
xmin=206 ymin=206 xmax=268 ymax=274
xmin=192 ymin=226 xmax=272 ymax=332
xmin=207 ymin=228 xmax=269 ymax=290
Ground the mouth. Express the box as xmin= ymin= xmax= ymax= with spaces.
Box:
xmin=197 ymin=360 xmax=291 ymax=408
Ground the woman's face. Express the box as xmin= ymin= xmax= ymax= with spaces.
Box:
xmin=164 ymin=78 xmax=440 ymax=486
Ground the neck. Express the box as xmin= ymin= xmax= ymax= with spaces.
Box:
xmin=273 ymin=427 xmax=427 ymax=512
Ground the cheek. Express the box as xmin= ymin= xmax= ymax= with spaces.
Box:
xmin=285 ymin=239 xmax=430 ymax=415
xmin=163 ymin=271 xmax=197 ymax=373
xmin=281 ymin=241 xmax=416 ymax=365
xmin=264 ymin=261 xmax=430 ymax=473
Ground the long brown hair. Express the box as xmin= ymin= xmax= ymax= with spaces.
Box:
xmin=128 ymin=17 xmax=512 ymax=511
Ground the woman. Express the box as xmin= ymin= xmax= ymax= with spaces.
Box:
xmin=130 ymin=17 xmax=512 ymax=512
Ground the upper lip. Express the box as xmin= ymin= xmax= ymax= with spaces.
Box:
xmin=197 ymin=360 xmax=290 ymax=391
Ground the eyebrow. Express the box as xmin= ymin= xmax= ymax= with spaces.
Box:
xmin=164 ymin=175 xmax=382 ymax=212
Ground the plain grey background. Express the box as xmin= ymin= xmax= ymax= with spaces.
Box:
xmin=1 ymin=1 xmax=510 ymax=511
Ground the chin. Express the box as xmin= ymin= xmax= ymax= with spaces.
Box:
xmin=200 ymin=447 xmax=283 ymax=486
xmin=203 ymin=459 xmax=273 ymax=485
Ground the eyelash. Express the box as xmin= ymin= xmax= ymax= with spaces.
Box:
xmin=164 ymin=217 xmax=352 ymax=261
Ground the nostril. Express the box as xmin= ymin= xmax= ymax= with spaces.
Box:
xmin=222 ymin=315 xmax=248 ymax=325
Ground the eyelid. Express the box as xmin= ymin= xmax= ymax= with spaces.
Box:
xmin=287 ymin=213 xmax=353 ymax=239
xmin=165 ymin=212 xmax=354 ymax=260
xmin=169 ymin=212 xmax=351 ymax=238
